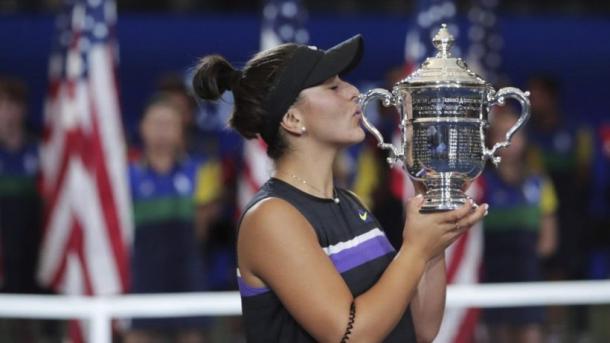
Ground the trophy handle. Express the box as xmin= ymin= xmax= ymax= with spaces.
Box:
xmin=483 ymin=87 xmax=531 ymax=166
xmin=358 ymin=88 xmax=404 ymax=165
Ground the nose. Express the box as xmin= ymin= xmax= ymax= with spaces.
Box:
xmin=344 ymin=82 xmax=360 ymax=103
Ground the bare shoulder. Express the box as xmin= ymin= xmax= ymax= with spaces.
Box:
xmin=238 ymin=198 xmax=354 ymax=341
xmin=239 ymin=197 xmax=314 ymax=239
xmin=237 ymin=197 xmax=319 ymax=280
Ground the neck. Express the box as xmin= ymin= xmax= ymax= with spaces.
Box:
xmin=145 ymin=150 xmax=176 ymax=174
xmin=274 ymin=146 xmax=337 ymax=198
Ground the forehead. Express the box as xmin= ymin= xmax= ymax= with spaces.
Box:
xmin=144 ymin=103 xmax=182 ymax=120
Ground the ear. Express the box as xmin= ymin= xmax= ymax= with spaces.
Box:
xmin=279 ymin=108 xmax=306 ymax=136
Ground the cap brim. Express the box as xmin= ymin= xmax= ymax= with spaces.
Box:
xmin=304 ymin=34 xmax=363 ymax=88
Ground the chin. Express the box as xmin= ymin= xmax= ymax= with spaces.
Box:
xmin=345 ymin=128 xmax=366 ymax=145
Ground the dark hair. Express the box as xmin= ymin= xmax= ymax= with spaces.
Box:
xmin=192 ymin=44 xmax=299 ymax=160
xmin=528 ymin=74 xmax=560 ymax=98
xmin=156 ymin=73 xmax=197 ymax=113
xmin=140 ymin=92 xmax=184 ymax=123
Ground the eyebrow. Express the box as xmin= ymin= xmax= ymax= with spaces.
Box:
xmin=323 ymin=76 xmax=340 ymax=85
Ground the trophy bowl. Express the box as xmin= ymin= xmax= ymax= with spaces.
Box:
xmin=359 ymin=24 xmax=530 ymax=212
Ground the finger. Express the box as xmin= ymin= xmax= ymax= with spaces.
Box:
xmin=455 ymin=203 xmax=488 ymax=228
xmin=441 ymin=199 xmax=475 ymax=223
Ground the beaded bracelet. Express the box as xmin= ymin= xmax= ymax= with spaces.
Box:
xmin=340 ymin=301 xmax=356 ymax=342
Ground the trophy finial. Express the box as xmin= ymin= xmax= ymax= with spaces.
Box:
xmin=432 ymin=23 xmax=454 ymax=57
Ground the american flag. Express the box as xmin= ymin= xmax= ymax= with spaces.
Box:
xmin=398 ymin=2 xmax=484 ymax=343
xmin=37 ymin=0 xmax=132 ymax=338
xmin=238 ymin=0 xmax=309 ymax=212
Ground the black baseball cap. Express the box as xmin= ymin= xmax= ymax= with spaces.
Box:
xmin=261 ymin=34 xmax=364 ymax=145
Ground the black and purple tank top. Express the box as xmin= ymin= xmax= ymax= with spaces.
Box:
xmin=237 ymin=178 xmax=416 ymax=342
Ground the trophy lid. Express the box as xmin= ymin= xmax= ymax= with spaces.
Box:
xmin=400 ymin=24 xmax=488 ymax=87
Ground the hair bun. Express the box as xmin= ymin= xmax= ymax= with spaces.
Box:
xmin=192 ymin=55 xmax=240 ymax=101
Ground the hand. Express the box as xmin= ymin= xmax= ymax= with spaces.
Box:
xmin=413 ymin=181 xmax=426 ymax=195
xmin=402 ymin=195 xmax=488 ymax=261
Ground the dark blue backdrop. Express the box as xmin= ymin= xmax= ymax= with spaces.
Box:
xmin=1 ymin=13 xmax=609 ymax=139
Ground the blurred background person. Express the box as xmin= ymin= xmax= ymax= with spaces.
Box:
xmin=154 ymin=73 xmax=225 ymax=248
xmin=526 ymin=74 xmax=594 ymax=340
xmin=156 ymin=73 xmax=215 ymax=159
xmin=480 ymin=105 xmax=558 ymax=343
xmin=0 ymin=75 xmax=47 ymax=341
xmin=126 ymin=94 xmax=221 ymax=343
xmin=526 ymin=75 xmax=592 ymax=279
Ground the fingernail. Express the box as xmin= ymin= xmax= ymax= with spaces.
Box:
xmin=483 ymin=204 xmax=489 ymax=216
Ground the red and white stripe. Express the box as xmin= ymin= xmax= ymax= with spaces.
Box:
xmin=238 ymin=138 xmax=272 ymax=213
xmin=38 ymin=4 xmax=131 ymax=303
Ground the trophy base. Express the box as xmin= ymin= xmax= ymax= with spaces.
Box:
xmin=419 ymin=177 xmax=468 ymax=213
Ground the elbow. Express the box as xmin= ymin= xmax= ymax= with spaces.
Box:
xmin=315 ymin=318 xmax=356 ymax=343
xmin=416 ymin=334 xmax=436 ymax=343
xmin=317 ymin=319 xmax=371 ymax=343
xmin=415 ymin=327 xmax=439 ymax=343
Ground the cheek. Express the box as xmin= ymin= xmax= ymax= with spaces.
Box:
xmin=143 ymin=125 xmax=162 ymax=144
xmin=143 ymin=121 xmax=181 ymax=145
xmin=309 ymin=97 xmax=339 ymax=117
xmin=160 ymin=122 xmax=182 ymax=142
xmin=0 ymin=105 xmax=22 ymax=125
xmin=500 ymin=135 xmax=525 ymax=157
xmin=511 ymin=135 xmax=526 ymax=153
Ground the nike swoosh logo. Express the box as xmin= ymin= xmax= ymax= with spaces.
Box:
xmin=359 ymin=211 xmax=368 ymax=221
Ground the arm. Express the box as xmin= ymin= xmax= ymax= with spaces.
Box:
xmin=193 ymin=160 xmax=223 ymax=241
xmin=410 ymin=253 xmax=447 ymax=343
xmin=537 ymin=214 xmax=557 ymax=258
xmin=407 ymin=180 xmax=447 ymax=342
xmin=537 ymin=177 xmax=558 ymax=258
xmin=238 ymin=196 xmax=487 ymax=343
xmin=194 ymin=201 xmax=221 ymax=241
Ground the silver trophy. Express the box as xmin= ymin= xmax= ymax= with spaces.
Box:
xmin=359 ymin=24 xmax=530 ymax=212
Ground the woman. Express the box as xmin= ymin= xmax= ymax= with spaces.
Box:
xmin=193 ymin=35 xmax=488 ymax=342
